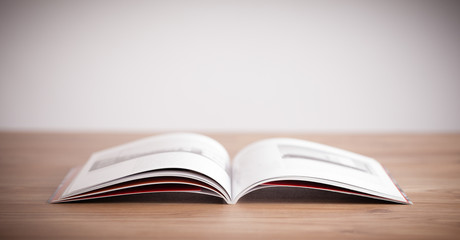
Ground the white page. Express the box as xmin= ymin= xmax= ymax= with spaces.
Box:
xmin=63 ymin=133 xmax=232 ymax=198
xmin=231 ymin=138 xmax=407 ymax=203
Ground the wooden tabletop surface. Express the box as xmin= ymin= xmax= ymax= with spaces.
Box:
xmin=0 ymin=132 xmax=459 ymax=239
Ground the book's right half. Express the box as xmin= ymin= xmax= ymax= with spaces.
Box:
xmin=230 ymin=138 xmax=411 ymax=204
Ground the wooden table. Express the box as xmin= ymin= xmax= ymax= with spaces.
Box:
xmin=0 ymin=132 xmax=459 ymax=239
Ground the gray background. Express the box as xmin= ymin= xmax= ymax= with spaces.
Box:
xmin=1 ymin=0 xmax=459 ymax=132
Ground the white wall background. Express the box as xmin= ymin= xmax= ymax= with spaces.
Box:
xmin=1 ymin=0 xmax=459 ymax=132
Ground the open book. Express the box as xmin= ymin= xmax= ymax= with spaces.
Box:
xmin=49 ymin=133 xmax=411 ymax=204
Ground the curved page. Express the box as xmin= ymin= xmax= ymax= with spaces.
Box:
xmin=63 ymin=133 xmax=232 ymax=199
xmin=231 ymin=138 xmax=408 ymax=204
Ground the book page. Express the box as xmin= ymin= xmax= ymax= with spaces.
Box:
xmin=231 ymin=138 xmax=407 ymax=203
xmin=63 ymin=133 xmax=232 ymax=198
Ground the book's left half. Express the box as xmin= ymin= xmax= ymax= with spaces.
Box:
xmin=49 ymin=133 xmax=232 ymax=203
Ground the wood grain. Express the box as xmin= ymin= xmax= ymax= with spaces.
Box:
xmin=0 ymin=132 xmax=459 ymax=239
